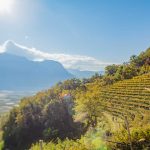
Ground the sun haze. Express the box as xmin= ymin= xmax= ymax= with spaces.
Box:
xmin=0 ymin=0 xmax=15 ymax=15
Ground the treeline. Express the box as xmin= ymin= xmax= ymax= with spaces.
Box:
xmin=0 ymin=48 xmax=150 ymax=150
xmin=1 ymin=86 xmax=82 ymax=150
xmin=104 ymin=47 xmax=150 ymax=84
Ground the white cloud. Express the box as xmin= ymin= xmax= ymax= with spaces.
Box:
xmin=0 ymin=43 xmax=5 ymax=53
xmin=0 ymin=40 xmax=115 ymax=71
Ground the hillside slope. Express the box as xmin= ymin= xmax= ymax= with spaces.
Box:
xmin=100 ymin=73 xmax=150 ymax=121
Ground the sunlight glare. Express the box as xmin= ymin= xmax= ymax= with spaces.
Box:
xmin=0 ymin=0 xmax=14 ymax=14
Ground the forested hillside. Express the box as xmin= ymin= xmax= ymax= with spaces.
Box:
xmin=0 ymin=48 xmax=150 ymax=150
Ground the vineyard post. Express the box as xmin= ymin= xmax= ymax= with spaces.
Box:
xmin=39 ymin=140 xmax=43 ymax=150
xmin=124 ymin=116 xmax=133 ymax=150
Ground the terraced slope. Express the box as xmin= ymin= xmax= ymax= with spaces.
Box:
xmin=100 ymin=73 xmax=150 ymax=120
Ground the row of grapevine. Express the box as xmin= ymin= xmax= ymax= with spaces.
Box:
xmin=99 ymin=73 xmax=150 ymax=121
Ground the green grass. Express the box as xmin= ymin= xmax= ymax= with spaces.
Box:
xmin=0 ymin=141 xmax=4 ymax=150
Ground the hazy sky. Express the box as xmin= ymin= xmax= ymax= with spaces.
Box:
xmin=0 ymin=0 xmax=150 ymax=70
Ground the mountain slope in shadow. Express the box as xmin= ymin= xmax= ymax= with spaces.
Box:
xmin=0 ymin=53 xmax=73 ymax=90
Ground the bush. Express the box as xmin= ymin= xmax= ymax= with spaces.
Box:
xmin=31 ymin=130 xmax=108 ymax=150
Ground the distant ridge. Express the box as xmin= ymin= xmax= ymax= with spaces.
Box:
xmin=68 ymin=69 xmax=104 ymax=78
xmin=0 ymin=53 xmax=73 ymax=90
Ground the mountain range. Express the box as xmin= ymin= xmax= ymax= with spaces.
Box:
xmin=0 ymin=41 xmax=104 ymax=90
xmin=0 ymin=42 xmax=74 ymax=90
xmin=68 ymin=69 xmax=104 ymax=78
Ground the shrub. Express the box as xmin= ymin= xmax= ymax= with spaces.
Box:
xmin=31 ymin=130 xmax=108 ymax=150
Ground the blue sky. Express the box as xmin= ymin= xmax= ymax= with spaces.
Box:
xmin=0 ymin=0 xmax=150 ymax=70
